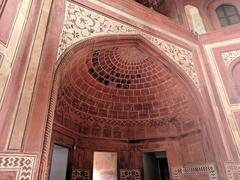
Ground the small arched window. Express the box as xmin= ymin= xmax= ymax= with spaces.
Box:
xmin=216 ymin=4 xmax=240 ymax=27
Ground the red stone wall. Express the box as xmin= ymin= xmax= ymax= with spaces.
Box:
xmin=52 ymin=107 xmax=213 ymax=179
xmin=0 ymin=0 xmax=47 ymax=179
xmin=0 ymin=0 xmax=239 ymax=180
xmin=0 ymin=0 xmax=21 ymax=44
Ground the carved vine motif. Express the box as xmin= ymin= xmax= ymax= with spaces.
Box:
xmin=0 ymin=154 xmax=36 ymax=180
xmin=172 ymin=164 xmax=218 ymax=180
xmin=222 ymin=50 xmax=240 ymax=67
xmin=57 ymin=1 xmax=200 ymax=89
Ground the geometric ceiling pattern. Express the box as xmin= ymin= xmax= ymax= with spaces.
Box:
xmin=56 ymin=45 xmax=198 ymax=132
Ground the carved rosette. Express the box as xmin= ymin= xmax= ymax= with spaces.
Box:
xmin=120 ymin=169 xmax=141 ymax=180
xmin=72 ymin=169 xmax=91 ymax=180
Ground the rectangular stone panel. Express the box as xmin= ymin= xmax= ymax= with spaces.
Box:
xmin=234 ymin=112 xmax=240 ymax=130
xmin=0 ymin=53 xmax=3 ymax=67
xmin=0 ymin=171 xmax=17 ymax=180
xmin=0 ymin=0 xmax=21 ymax=45
xmin=0 ymin=0 xmax=6 ymax=14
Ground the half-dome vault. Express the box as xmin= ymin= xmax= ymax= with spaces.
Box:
xmin=54 ymin=38 xmax=201 ymax=140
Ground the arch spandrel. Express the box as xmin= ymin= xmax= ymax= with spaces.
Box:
xmin=57 ymin=1 xmax=200 ymax=89
xmin=222 ymin=49 xmax=240 ymax=68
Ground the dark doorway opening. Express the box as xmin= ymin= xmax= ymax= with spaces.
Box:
xmin=143 ymin=151 xmax=170 ymax=180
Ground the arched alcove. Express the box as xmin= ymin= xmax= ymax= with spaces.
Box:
xmin=185 ymin=5 xmax=206 ymax=34
xmin=45 ymin=35 xmax=214 ymax=179
xmin=55 ymin=35 xmax=202 ymax=138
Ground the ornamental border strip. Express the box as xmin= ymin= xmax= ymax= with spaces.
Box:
xmin=57 ymin=1 xmax=200 ymax=89
xmin=172 ymin=163 xmax=218 ymax=180
xmin=0 ymin=153 xmax=37 ymax=180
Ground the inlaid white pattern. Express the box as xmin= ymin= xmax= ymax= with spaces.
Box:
xmin=0 ymin=153 xmax=37 ymax=180
xmin=222 ymin=50 xmax=240 ymax=67
xmin=57 ymin=1 xmax=200 ymax=89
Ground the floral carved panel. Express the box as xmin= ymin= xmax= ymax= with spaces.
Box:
xmin=57 ymin=1 xmax=200 ymax=89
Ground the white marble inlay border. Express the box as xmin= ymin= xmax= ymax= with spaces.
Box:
xmin=0 ymin=153 xmax=37 ymax=180
xmin=57 ymin=1 xmax=200 ymax=89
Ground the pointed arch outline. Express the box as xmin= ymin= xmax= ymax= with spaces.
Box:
xmin=40 ymin=34 xmax=209 ymax=179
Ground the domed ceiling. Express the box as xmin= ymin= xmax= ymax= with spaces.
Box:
xmin=135 ymin=0 xmax=169 ymax=16
xmin=55 ymin=44 xmax=199 ymax=138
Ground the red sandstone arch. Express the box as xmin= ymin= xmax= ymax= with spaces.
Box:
xmin=40 ymin=34 xmax=210 ymax=178
xmin=57 ymin=35 xmax=201 ymax=98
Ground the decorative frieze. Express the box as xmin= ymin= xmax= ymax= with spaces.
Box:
xmin=225 ymin=162 xmax=240 ymax=180
xmin=0 ymin=153 xmax=37 ymax=180
xmin=72 ymin=169 xmax=91 ymax=180
xmin=172 ymin=164 xmax=218 ymax=180
xmin=57 ymin=1 xmax=200 ymax=89
xmin=120 ymin=169 xmax=141 ymax=180
xmin=222 ymin=50 xmax=240 ymax=67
